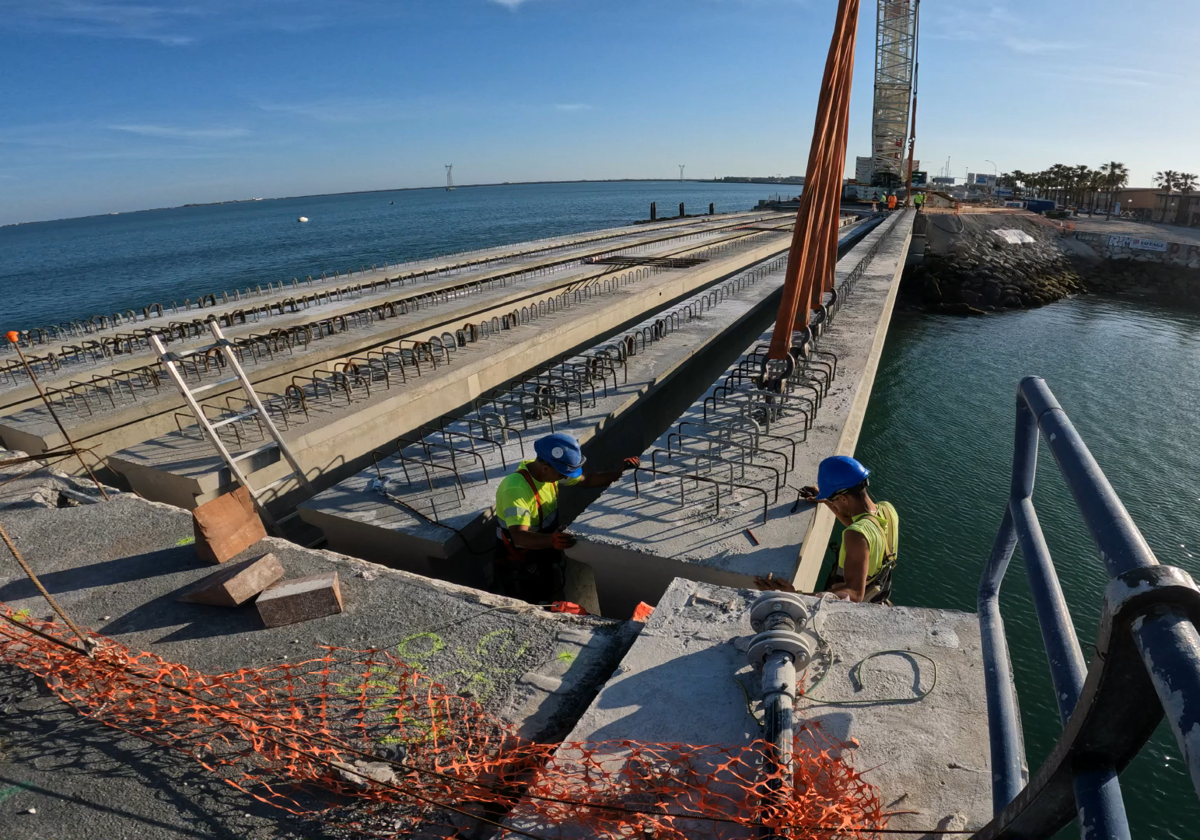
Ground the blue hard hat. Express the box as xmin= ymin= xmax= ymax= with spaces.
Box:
xmin=815 ymin=456 xmax=870 ymax=500
xmin=534 ymin=433 xmax=585 ymax=479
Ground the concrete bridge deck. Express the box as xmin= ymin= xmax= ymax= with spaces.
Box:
xmin=507 ymin=578 xmax=994 ymax=839
xmin=0 ymin=210 xmax=784 ymax=409
xmin=291 ymin=217 xmax=871 ymax=595
xmin=106 ymin=226 xmax=808 ymax=509
xmin=0 ymin=217 xmax=793 ymax=467
xmin=564 ymin=210 xmax=913 ymax=617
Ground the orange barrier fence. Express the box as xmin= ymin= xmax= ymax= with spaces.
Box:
xmin=0 ymin=605 xmax=887 ymax=838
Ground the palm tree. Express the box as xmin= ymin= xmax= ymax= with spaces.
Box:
xmin=1009 ymin=169 xmax=1028 ymax=198
xmin=1071 ymin=165 xmax=1091 ymax=208
xmin=1177 ymin=173 xmax=1198 ymax=226
xmin=1155 ymin=170 xmax=1181 ymax=222
xmin=1099 ymin=161 xmax=1129 ymax=219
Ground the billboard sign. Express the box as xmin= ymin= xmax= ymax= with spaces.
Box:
xmin=911 ymin=170 xmax=928 ymax=185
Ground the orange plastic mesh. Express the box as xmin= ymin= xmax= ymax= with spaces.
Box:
xmin=0 ymin=605 xmax=887 ymax=839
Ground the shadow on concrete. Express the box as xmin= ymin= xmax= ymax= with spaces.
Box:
xmin=0 ymin=669 xmax=305 ymax=840
xmin=0 ymin=546 xmax=196 ymax=602
xmin=0 ymin=542 xmax=271 ymax=643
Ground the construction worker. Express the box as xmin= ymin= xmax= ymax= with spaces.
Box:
xmin=800 ymin=455 xmax=898 ymax=604
xmin=871 ymin=192 xmax=880 ymax=213
xmin=913 ymin=191 xmax=925 ymax=212
xmin=494 ymin=432 xmax=638 ymax=603
xmin=886 ymin=192 xmax=898 ymax=211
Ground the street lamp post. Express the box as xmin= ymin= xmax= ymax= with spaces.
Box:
xmin=985 ymin=159 xmax=999 ymax=201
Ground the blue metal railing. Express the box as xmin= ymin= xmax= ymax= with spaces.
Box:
xmin=976 ymin=376 xmax=1200 ymax=840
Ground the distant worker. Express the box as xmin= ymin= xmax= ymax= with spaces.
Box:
xmin=887 ymin=193 xmax=898 ymax=211
xmin=800 ymin=456 xmax=898 ymax=604
xmin=913 ymin=192 xmax=925 ymax=212
xmin=494 ymin=433 xmax=639 ymax=603
xmin=871 ymin=192 xmax=880 ymax=213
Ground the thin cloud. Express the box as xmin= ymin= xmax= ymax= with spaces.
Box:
xmin=1003 ymin=38 xmax=1078 ymax=55
xmin=0 ymin=1 xmax=206 ymax=45
xmin=554 ymin=103 xmax=593 ymax=112
xmin=109 ymin=124 xmax=251 ymax=140
xmin=490 ymin=0 xmax=536 ymax=8
xmin=256 ymin=98 xmax=400 ymax=123
xmin=0 ymin=0 xmax=370 ymax=45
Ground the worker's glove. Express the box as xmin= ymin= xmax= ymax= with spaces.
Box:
xmin=551 ymin=532 xmax=577 ymax=550
xmin=621 ymin=456 xmax=641 ymax=471
xmin=798 ymin=485 xmax=819 ymax=500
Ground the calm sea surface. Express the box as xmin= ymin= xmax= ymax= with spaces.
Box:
xmin=0 ymin=181 xmax=788 ymax=332
xmin=4 ymin=181 xmax=1199 ymax=835
xmin=854 ymin=297 xmax=1200 ymax=839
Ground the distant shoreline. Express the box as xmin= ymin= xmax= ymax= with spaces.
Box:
xmin=2 ymin=178 xmax=793 ymax=229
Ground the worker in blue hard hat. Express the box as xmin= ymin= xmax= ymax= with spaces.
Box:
xmin=494 ymin=432 xmax=639 ymax=603
xmin=799 ymin=455 xmax=899 ymax=604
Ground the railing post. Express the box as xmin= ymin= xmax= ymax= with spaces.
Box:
xmin=978 ymin=505 xmax=1025 ymax=813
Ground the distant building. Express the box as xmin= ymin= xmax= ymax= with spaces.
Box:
xmin=1109 ymin=187 xmax=1160 ymax=219
xmin=1154 ymin=192 xmax=1200 ymax=227
xmin=855 ymin=156 xmax=874 ymax=184
xmin=967 ymin=173 xmax=998 ymax=191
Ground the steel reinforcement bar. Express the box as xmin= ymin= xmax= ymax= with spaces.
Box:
xmin=3 ymin=212 xmax=784 ymax=353
xmin=20 ymin=224 xmax=794 ymax=426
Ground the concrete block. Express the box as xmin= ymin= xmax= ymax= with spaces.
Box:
xmin=256 ymin=570 xmax=343 ymax=627
xmin=192 ymin=485 xmax=267 ymax=564
xmin=177 ymin=552 xmax=285 ymax=607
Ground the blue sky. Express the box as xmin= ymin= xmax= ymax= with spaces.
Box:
xmin=1 ymin=0 xmax=1196 ymax=224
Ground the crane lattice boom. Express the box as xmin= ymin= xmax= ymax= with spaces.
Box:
xmin=870 ymin=0 xmax=916 ymax=187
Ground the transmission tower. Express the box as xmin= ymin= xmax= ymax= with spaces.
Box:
xmin=445 ymin=164 xmax=455 ymax=192
xmin=679 ymin=165 xmax=685 ymax=182
xmin=870 ymin=0 xmax=917 ymax=187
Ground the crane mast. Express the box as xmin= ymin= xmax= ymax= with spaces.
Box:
xmin=870 ymin=0 xmax=917 ymax=188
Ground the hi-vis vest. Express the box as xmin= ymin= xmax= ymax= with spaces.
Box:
xmin=495 ymin=460 xmax=582 ymax=538
xmin=837 ymin=501 xmax=899 ymax=581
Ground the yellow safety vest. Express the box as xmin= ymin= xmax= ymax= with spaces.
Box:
xmin=837 ymin=501 xmax=899 ymax=581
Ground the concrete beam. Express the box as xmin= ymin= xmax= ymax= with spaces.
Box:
xmin=295 ymin=246 xmax=799 ymax=582
xmin=0 ymin=218 xmax=791 ymax=468
xmin=107 ymin=234 xmax=799 ymax=510
xmin=564 ymin=211 xmax=914 ymax=617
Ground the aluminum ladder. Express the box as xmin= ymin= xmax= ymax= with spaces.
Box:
xmin=150 ymin=321 xmax=313 ymax=534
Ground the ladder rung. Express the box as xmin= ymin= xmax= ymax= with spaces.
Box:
xmin=210 ymin=409 xmax=258 ymax=429
xmin=257 ymin=473 xmax=300 ymax=492
xmin=232 ymin=442 xmax=279 ymax=462
xmin=168 ymin=343 xmax=221 ymax=360
xmin=190 ymin=376 xmax=240 ymax=395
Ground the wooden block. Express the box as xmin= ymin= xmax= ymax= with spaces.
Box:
xmin=256 ymin=571 xmax=343 ymax=628
xmin=193 ymin=486 xmax=267 ymax=565
xmin=178 ymin=553 xmax=285 ymax=607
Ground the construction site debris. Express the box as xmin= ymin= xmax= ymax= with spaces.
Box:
xmin=1 ymin=606 xmax=888 ymax=838
xmin=255 ymin=570 xmax=343 ymax=627
xmin=177 ymin=552 xmax=285 ymax=607
xmin=192 ymin=485 xmax=267 ymax=564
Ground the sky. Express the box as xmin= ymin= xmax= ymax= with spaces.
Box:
xmin=1 ymin=0 xmax=1197 ymax=225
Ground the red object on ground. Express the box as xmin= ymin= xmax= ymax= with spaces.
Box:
xmin=549 ymin=601 xmax=589 ymax=615
xmin=632 ymin=602 xmax=655 ymax=622
xmin=4 ymin=331 xmax=18 ymax=344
